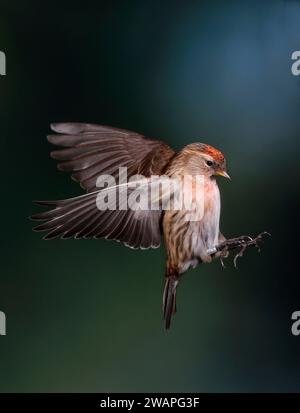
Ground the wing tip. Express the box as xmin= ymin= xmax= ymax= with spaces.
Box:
xmin=50 ymin=123 xmax=70 ymax=134
xmin=32 ymin=200 xmax=58 ymax=206
xmin=50 ymin=122 xmax=90 ymax=135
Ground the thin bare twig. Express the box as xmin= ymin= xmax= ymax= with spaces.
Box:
xmin=207 ymin=231 xmax=270 ymax=268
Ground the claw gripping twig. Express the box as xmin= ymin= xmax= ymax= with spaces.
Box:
xmin=208 ymin=231 xmax=270 ymax=268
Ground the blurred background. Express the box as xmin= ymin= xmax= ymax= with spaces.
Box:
xmin=0 ymin=0 xmax=299 ymax=392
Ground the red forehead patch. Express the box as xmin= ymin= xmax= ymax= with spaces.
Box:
xmin=200 ymin=144 xmax=225 ymax=163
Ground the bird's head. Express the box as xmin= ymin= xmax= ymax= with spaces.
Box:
xmin=180 ymin=143 xmax=230 ymax=179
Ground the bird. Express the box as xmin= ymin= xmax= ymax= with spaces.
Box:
xmin=31 ymin=122 xmax=234 ymax=329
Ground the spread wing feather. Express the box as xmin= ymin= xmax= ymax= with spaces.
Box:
xmin=32 ymin=123 xmax=175 ymax=249
xmin=48 ymin=123 xmax=174 ymax=192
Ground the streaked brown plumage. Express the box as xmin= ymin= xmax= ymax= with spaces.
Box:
xmin=32 ymin=123 xmax=230 ymax=329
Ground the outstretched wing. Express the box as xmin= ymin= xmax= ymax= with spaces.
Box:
xmin=48 ymin=123 xmax=174 ymax=192
xmin=32 ymin=123 xmax=175 ymax=249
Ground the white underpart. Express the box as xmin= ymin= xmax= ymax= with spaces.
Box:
xmin=181 ymin=178 xmax=221 ymax=272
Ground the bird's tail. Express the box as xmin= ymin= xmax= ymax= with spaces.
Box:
xmin=163 ymin=270 xmax=180 ymax=330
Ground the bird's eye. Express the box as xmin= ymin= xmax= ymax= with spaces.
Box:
xmin=206 ymin=160 xmax=213 ymax=166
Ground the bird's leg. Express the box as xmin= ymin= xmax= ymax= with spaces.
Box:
xmin=207 ymin=232 xmax=270 ymax=268
xmin=219 ymin=246 xmax=229 ymax=268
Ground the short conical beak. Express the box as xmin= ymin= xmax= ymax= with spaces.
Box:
xmin=216 ymin=170 xmax=231 ymax=179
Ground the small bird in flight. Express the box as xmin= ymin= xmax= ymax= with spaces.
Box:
xmin=32 ymin=123 xmax=268 ymax=329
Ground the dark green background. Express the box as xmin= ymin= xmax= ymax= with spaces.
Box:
xmin=0 ymin=0 xmax=299 ymax=392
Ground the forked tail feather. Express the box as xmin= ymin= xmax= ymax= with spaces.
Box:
xmin=163 ymin=270 xmax=180 ymax=330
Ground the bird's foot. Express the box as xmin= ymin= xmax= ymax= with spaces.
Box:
xmin=210 ymin=231 xmax=270 ymax=268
